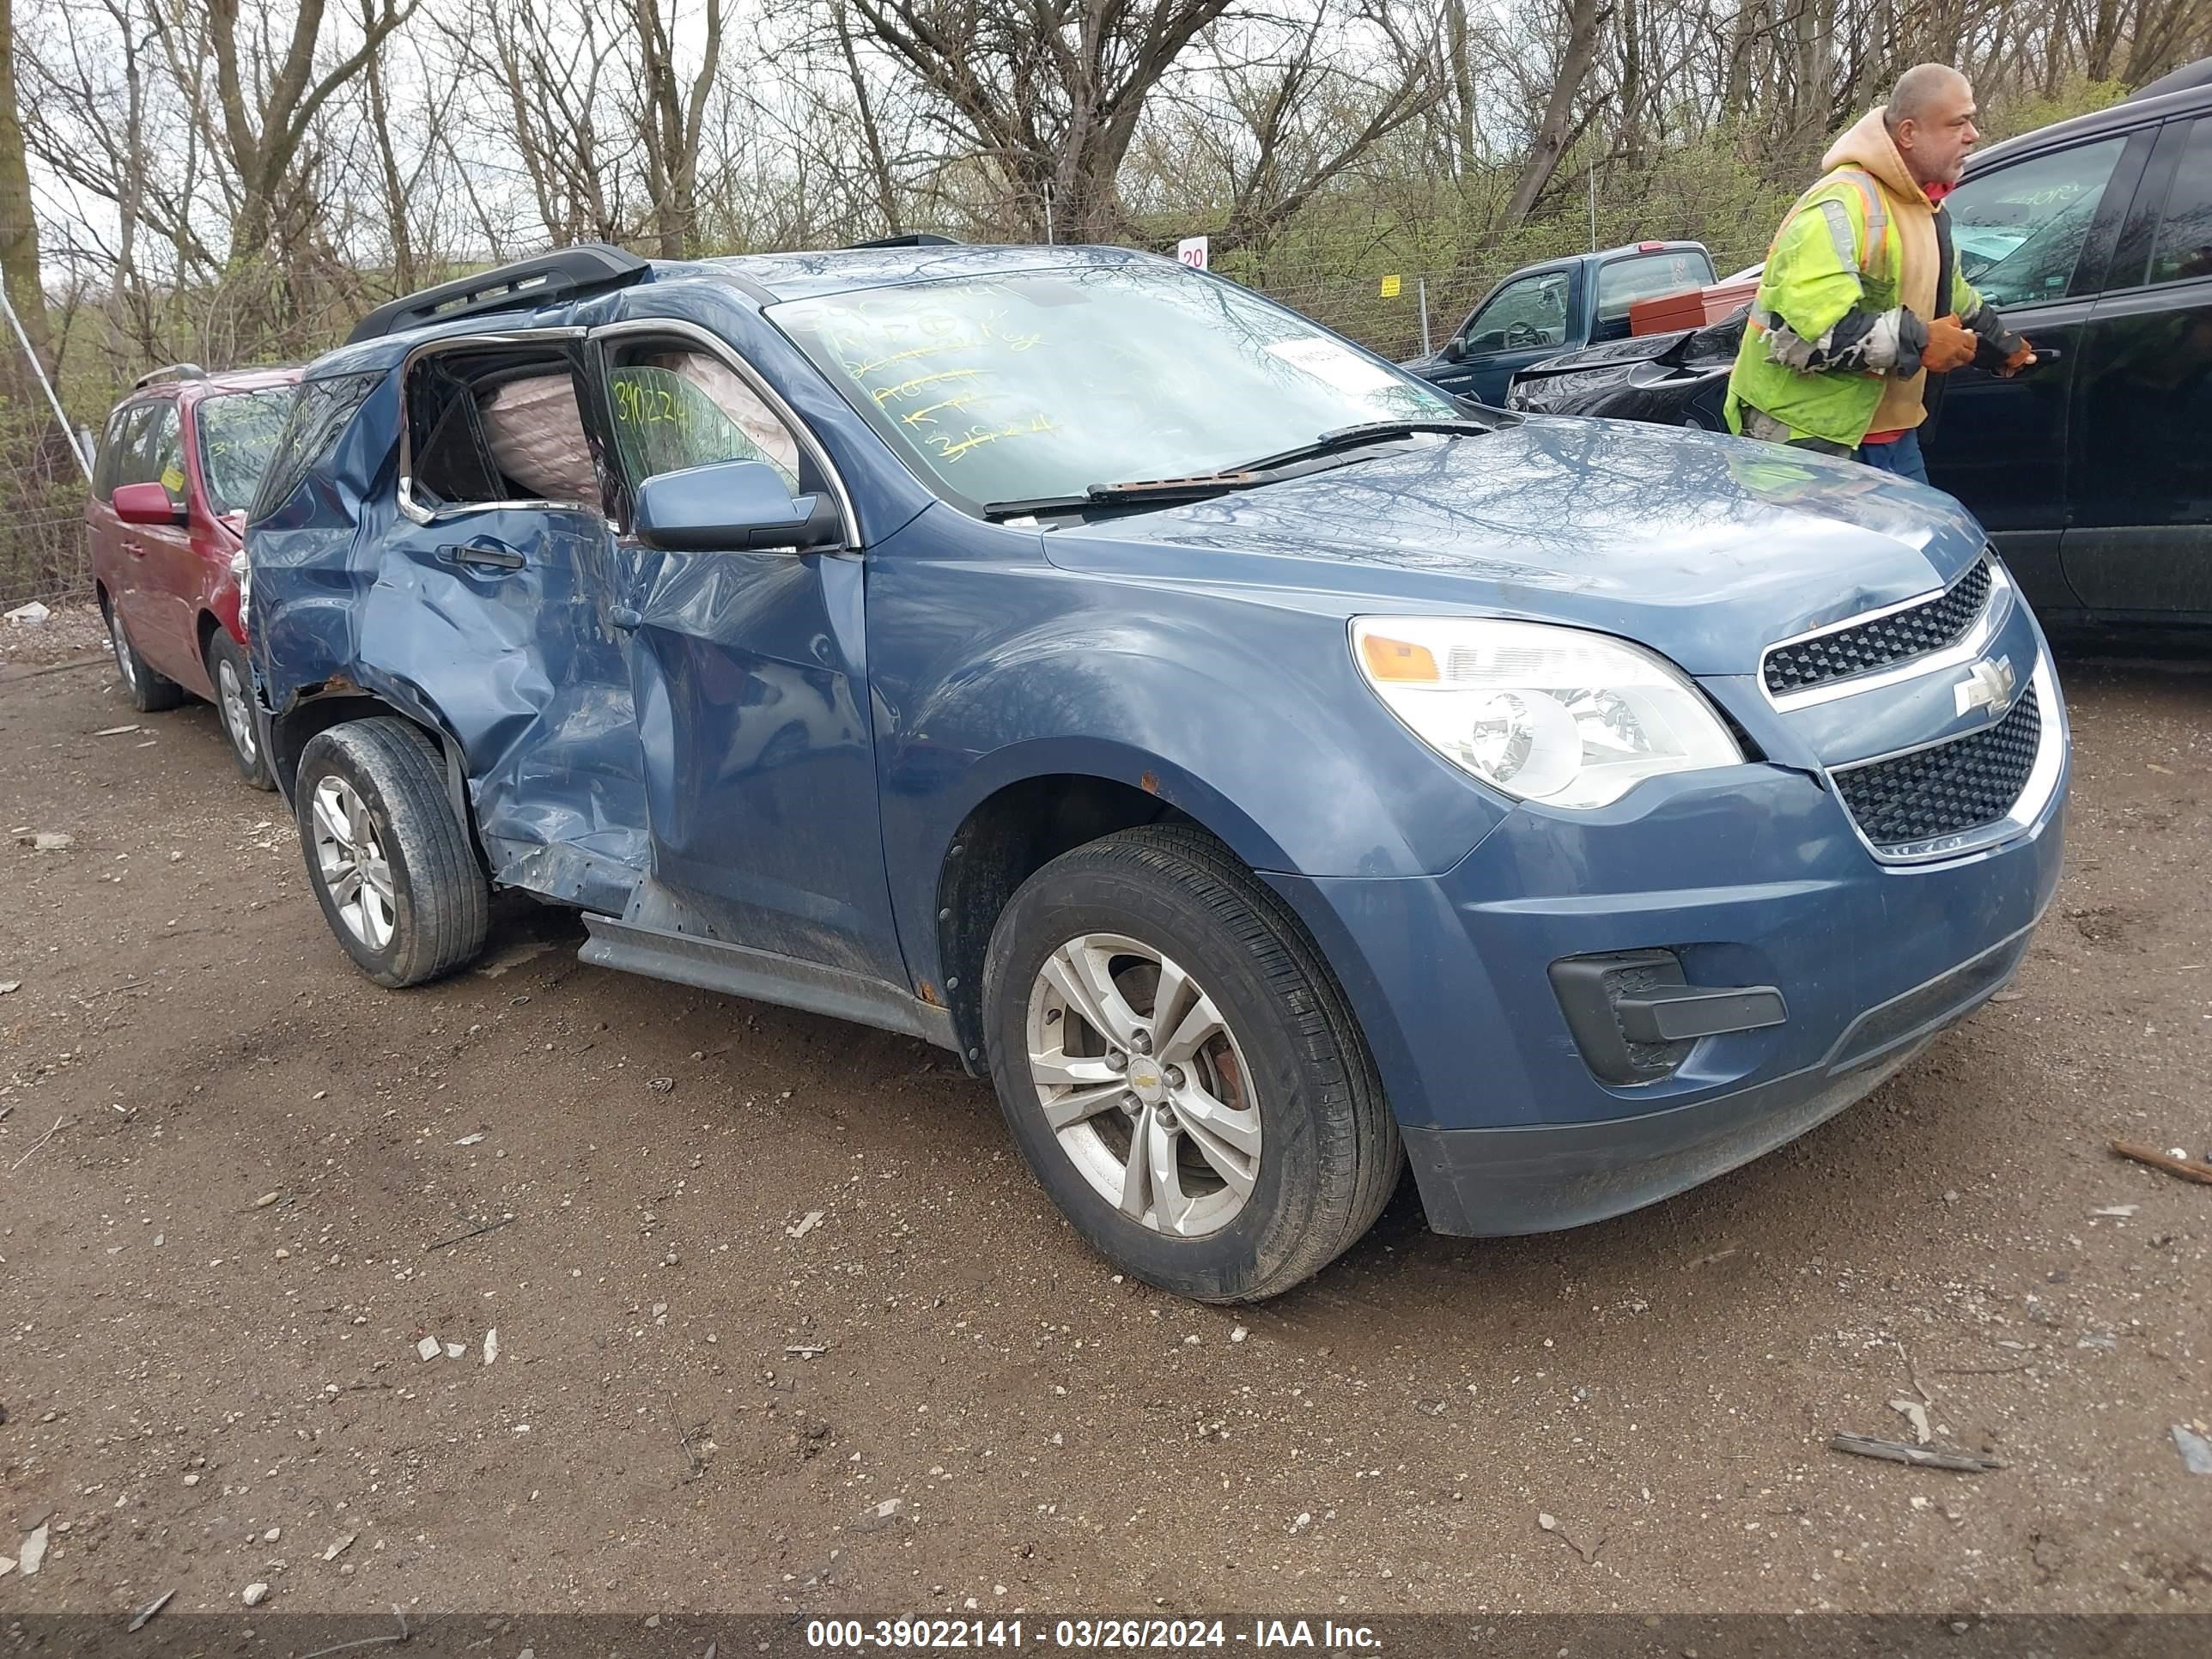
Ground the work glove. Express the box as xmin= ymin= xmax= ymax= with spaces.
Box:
xmin=1998 ymin=337 xmax=2037 ymax=376
xmin=1920 ymin=314 xmax=1978 ymax=374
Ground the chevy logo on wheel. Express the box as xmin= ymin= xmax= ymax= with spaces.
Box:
xmin=1954 ymin=654 xmax=2017 ymax=720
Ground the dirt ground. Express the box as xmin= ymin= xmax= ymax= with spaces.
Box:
xmin=2 ymin=617 xmax=2209 ymax=1622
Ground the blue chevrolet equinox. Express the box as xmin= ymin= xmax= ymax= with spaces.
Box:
xmin=245 ymin=240 xmax=2068 ymax=1301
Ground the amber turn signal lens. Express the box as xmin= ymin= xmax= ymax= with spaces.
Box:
xmin=1360 ymin=634 xmax=1439 ymax=682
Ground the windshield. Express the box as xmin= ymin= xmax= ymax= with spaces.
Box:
xmin=770 ymin=264 xmax=1459 ymax=507
xmin=197 ymin=388 xmax=296 ymax=515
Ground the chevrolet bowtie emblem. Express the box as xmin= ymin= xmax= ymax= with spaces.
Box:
xmin=1954 ymin=654 xmax=2017 ymax=719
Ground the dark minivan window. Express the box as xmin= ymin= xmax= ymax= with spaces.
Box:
xmin=1947 ymin=137 xmax=2128 ymax=304
xmin=2147 ymin=118 xmax=2212 ymax=286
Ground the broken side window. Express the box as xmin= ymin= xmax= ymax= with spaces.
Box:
xmin=405 ymin=347 xmax=599 ymax=514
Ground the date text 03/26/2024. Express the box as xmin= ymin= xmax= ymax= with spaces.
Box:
xmin=805 ymin=1620 xmax=1384 ymax=1651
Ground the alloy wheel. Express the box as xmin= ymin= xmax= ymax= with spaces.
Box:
xmin=1024 ymin=933 xmax=1261 ymax=1237
xmin=110 ymin=613 xmax=137 ymax=690
xmin=217 ymin=657 xmax=258 ymax=767
xmin=310 ymin=775 xmax=398 ymax=951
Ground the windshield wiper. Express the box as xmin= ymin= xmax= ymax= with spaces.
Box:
xmin=1231 ymin=417 xmax=1498 ymax=474
xmin=979 ymin=418 xmax=1499 ymax=521
xmin=981 ymin=472 xmax=1265 ymax=520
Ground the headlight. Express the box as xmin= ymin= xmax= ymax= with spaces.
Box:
xmin=230 ymin=549 xmax=252 ymax=631
xmin=1352 ymin=617 xmax=1742 ymax=808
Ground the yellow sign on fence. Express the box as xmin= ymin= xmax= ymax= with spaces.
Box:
xmin=1379 ymin=274 xmax=1402 ymax=299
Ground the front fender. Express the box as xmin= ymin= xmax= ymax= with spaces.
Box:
xmin=866 ymin=506 xmax=1509 ymax=985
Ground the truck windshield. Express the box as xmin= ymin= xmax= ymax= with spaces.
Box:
xmin=770 ymin=264 xmax=1458 ymax=508
xmin=198 ymin=389 xmax=296 ymax=515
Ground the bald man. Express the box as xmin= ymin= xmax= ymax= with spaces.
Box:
xmin=1726 ymin=64 xmax=2036 ymax=483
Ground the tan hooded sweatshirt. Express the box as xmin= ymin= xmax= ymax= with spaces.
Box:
xmin=1822 ymin=107 xmax=1941 ymax=433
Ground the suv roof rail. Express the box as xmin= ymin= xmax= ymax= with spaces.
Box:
xmin=131 ymin=362 xmax=209 ymax=390
xmin=845 ymin=233 xmax=961 ymax=249
xmin=346 ymin=242 xmax=651 ymax=345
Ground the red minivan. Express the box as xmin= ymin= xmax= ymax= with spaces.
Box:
xmin=87 ymin=364 xmax=299 ymax=789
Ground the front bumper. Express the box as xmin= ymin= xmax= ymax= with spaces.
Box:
xmin=1401 ymin=933 xmax=2014 ymax=1235
xmin=1266 ymin=666 xmax=2066 ymax=1237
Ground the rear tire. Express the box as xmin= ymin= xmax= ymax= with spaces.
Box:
xmin=295 ymin=718 xmax=489 ymax=987
xmin=981 ymin=824 xmax=1400 ymax=1303
xmin=204 ymin=630 xmax=275 ymax=791
xmin=105 ymin=599 xmax=184 ymax=713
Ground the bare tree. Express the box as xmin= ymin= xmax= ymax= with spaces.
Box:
xmin=846 ymin=0 xmax=1243 ymax=241
xmin=633 ymin=0 xmax=725 ymax=257
xmin=1495 ymin=0 xmax=1610 ymax=234
xmin=0 ymin=0 xmax=56 ymax=374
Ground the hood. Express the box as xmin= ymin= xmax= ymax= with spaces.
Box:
xmin=1044 ymin=418 xmax=1989 ymax=677
xmin=1824 ymin=106 xmax=1929 ymax=205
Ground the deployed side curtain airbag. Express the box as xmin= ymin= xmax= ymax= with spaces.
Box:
xmin=479 ymin=374 xmax=599 ymax=506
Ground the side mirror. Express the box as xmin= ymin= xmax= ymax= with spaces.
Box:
xmin=631 ymin=459 xmax=844 ymax=554
xmin=1441 ymin=337 xmax=1466 ymax=363
xmin=1471 ymin=331 xmax=1508 ymax=352
xmin=112 ymin=482 xmax=187 ymax=527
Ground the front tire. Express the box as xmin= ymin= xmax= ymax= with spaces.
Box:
xmin=982 ymin=825 xmax=1401 ymax=1303
xmin=105 ymin=599 xmax=183 ymax=713
xmin=295 ymin=718 xmax=489 ymax=987
xmin=205 ymin=630 xmax=276 ymax=790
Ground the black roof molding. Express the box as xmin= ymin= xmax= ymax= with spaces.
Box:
xmin=844 ymin=233 xmax=962 ymax=249
xmin=346 ymin=243 xmax=650 ymax=345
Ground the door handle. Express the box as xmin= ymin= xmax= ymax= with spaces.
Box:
xmin=609 ymin=605 xmax=641 ymax=630
xmin=438 ymin=542 xmax=526 ymax=570
xmin=2021 ymin=345 xmax=2063 ymax=367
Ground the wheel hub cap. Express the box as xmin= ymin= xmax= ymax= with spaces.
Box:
xmin=1024 ymin=933 xmax=1261 ymax=1238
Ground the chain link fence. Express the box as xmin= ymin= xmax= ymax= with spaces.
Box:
xmin=1 ymin=392 xmax=91 ymax=612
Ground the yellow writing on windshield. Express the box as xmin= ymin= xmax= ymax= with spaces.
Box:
xmin=900 ymin=394 xmax=984 ymax=428
xmin=928 ymin=414 xmax=1056 ymax=464
xmin=849 ymin=341 xmax=973 ymax=378
xmin=871 ymin=368 xmax=985 ymax=405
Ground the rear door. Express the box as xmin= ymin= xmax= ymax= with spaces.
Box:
xmin=1432 ymin=267 xmax=1578 ymax=404
xmin=1922 ymin=129 xmax=2148 ymax=614
xmin=128 ymin=399 xmax=202 ymax=680
xmin=88 ymin=402 xmax=152 ymax=615
xmin=2063 ymin=113 xmax=2212 ymax=617
xmin=587 ymin=316 xmax=906 ymax=984
xmin=380 ymin=333 xmax=650 ymax=916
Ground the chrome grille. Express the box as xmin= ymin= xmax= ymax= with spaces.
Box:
xmin=1833 ymin=682 xmax=2042 ymax=854
xmin=1765 ymin=556 xmax=1993 ymax=696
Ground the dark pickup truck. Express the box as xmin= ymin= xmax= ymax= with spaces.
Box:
xmin=1400 ymin=240 xmax=1715 ymax=405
